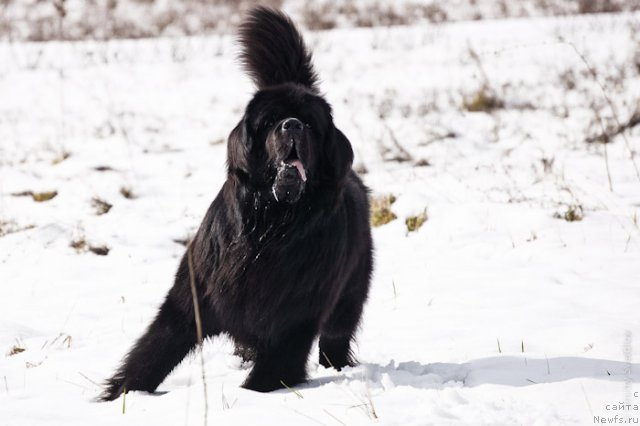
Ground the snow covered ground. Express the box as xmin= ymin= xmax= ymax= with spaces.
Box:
xmin=1 ymin=11 xmax=640 ymax=426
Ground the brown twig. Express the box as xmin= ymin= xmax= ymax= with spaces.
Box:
xmin=592 ymin=104 xmax=615 ymax=191
xmin=383 ymin=123 xmax=413 ymax=162
xmin=603 ymin=137 xmax=614 ymax=192
xmin=187 ymin=243 xmax=208 ymax=426
xmin=586 ymin=109 xmax=640 ymax=144
xmin=564 ymin=40 xmax=640 ymax=182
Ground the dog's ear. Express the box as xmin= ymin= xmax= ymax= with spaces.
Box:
xmin=323 ymin=126 xmax=354 ymax=185
xmin=226 ymin=118 xmax=252 ymax=176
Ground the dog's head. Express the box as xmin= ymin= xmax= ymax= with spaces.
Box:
xmin=227 ymin=85 xmax=353 ymax=204
xmin=226 ymin=7 xmax=353 ymax=204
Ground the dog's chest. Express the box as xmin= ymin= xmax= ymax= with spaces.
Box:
xmin=216 ymin=215 xmax=350 ymax=335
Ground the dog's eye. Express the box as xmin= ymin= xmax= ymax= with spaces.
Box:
xmin=304 ymin=123 xmax=312 ymax=129
xmin=262 ymin=120 xmax=274 ymax=130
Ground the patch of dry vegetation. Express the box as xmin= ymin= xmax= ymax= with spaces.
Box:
xmin=370 ymin=194 xmax=397 ymax=227
xmin=120 ymin=186 xmax=136 ymax=199
xmin=2 ymin=0 xmax=636 ymax=42
xmin=91 ymin=197 xmax=112 ymax=215
xmin=406 ymin=210 xmax=427 ymax=232
xmin=463 ymin=90 xmax=505 ymax=113
xmin=554 ymin=204 xmax=584 ymax=222
xmin=71 ymin=237 xmax=110 ymax=256
xmin=0 ymin=220 xmax=35 ymax=237
xmin=11 ymin=190 xmax=58 ymax=202
xmin=7 ymin=345 xmax=25 ymax=357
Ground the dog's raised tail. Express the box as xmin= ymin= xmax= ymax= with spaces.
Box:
xmin=238 ymin=7 xmax=319 ymax=93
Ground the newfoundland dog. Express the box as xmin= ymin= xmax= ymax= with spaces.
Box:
xmin=99 ymin=6 xmax=372 ymax=401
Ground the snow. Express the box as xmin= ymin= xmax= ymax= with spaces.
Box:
xmin=1 ymin=11 xmax=640 ymax=426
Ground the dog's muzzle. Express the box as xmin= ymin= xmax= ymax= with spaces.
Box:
xmin=272 ymin=118 xmax=307 ymax=203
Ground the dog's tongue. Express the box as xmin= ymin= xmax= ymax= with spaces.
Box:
xmin=286 ymin=159 xmax=307 ymax=182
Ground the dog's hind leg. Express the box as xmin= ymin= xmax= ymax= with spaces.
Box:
xmin=99 ymin=255 xmax=219 ymax=401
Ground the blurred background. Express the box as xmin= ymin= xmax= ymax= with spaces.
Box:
xmin=0 ymin=0 xmax=639 ymax=41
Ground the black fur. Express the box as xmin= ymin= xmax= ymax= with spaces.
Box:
xmin=99 ymin=6 xmax=372 ymax=401
xmin=238 ymin=7 xmax=319 ymax=92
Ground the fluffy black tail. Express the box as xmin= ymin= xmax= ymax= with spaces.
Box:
xmin=238 ymin=7 xmax=319 ymax=92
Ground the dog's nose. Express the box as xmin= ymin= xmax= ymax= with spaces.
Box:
xmin=281 ymin=118 xmax=303 ymax=132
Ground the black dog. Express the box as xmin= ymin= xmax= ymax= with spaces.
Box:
xmin=99 ymin=7 xmax=372 ymax=401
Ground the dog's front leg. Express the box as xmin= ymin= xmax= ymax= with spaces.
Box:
xmin=242 ymin=322 xmax=317 ymax=392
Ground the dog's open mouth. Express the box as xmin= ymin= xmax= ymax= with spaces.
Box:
xmin=284 ymin=159 xmax=306 ymax=182
xmin=273 ymin=150 xmax=306 ymax=203
xmin=283 ymin=149 xmax=307 ymax=182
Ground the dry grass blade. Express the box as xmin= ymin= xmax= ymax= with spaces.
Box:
xmin=279 ymin=380 xmax=304 ymax=399
xmin=464 ymin=45 xmax=504 ymax=113
xmin=323 ymin=409 xmax=347 ymax=426
xmin=365 ymin=383 xmax=378 ymax=420
xmin=564 ymin=40 xmax=640 ymax=183
xmin=78 ymin=372 xmax=100 ymax=387
xmin=187 ymin=243 xmax=208 ymax=426
xmin=586 ymin=109 xmax=640 ymax=144
xmin=321 ymin=352 xmax=336 ymax=369
xmin=0 ymin=220 xmax=35 ymax=238
xmin=122 ymin=385 xmax=126 ymax=414
xmin=221 ymin=384 xmax=237 ymax=410
xmin=383 ymin=123 xmax=413 ymax=162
